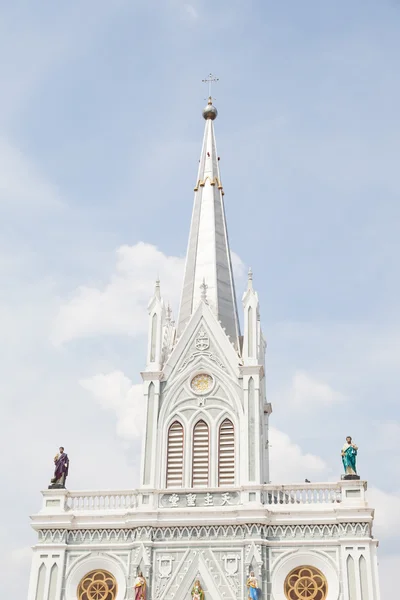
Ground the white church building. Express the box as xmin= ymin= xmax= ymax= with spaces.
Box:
xmin=27 ymin=96 xmax=381 ymax=600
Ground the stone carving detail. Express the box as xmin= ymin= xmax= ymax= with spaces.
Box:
xmin=154 ymin=554 xmax=175 ymax=599
xmin=195 ymin=330 xmax=210 ymax=351
xmin=178 ymin=351 xmax=225 ymax=373
xmin=158 ymin=555 xmax=174 ymax=579
xmin=168 ymin=494 xmax=180 ymax=508
xmin=37 ymin=522 xmax=371 ymax=545
xmin=160 ymin=491 xmax=239 ymax=509
xmin=186 ymin=493 xmax=197 ymax=507
xmin=221 ymin=552 xmax=241 ymax=596
xmin=223 ymin=554 xmax=239 ymax=576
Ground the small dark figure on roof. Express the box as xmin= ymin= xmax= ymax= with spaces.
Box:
xmin=49 ymin=446 xmax=69 ymax=489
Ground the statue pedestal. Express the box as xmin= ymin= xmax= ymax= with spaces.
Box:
xmin=48 ymin=483 xmax=66 ymax=489
xmin=342 ymin=474 xmax=360 ymax=481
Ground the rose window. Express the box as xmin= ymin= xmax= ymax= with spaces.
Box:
xmin=284 ymin=566 xmax=328 ymax=600
xmin=77 ymin=570 xmax=117 ymax=600
xmin=190 ymin=373 xmax=213 ymax=394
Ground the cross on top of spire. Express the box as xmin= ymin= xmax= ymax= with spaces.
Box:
xmin=202 ymin=73 xmax=219 ymax=100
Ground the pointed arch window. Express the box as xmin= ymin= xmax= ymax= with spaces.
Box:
xmin=347 ymin=555 xmax=356 ymax=600
xmin=218 ymin=418 xmax=235 ymax=485
xmin=166 ymin=421 xmax=184 ymax=487
xmin=248 ymin=306 xmax=254 ymax=357
xmin=48 ymin=563 xmax=58 ymax=599
xmin=192 ymin=420 xmax=209 ymax=487
xmin=150 ymin=312 xmax=157 ymax=362
xmin=359 ymin=555 xmax=369 ymax=600
xmin=35 ymin=563 xmax=46 ymax=600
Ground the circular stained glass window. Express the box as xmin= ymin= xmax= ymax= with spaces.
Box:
xmin=284 ymin=566 xmax=327 ymax=600
xmin=190 ymin=373 xmax=213 ymax=394
xmin=77 ymin=569 xmax=117 ymax=600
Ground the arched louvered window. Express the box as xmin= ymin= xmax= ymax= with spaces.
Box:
xmin=166 ymin=421 xmax=184 ymax=487
xmin=218 ymin=418 xmax=235 ymax=485
xmin=192 ymin=420 xmax=209 ymax=487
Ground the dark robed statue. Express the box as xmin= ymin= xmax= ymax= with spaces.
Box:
xmin=49 ymin=446 xmax=69 ymax=489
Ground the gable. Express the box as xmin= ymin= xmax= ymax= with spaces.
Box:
xmin=160 ymin=548 xmax=236 ymax=600
xmin=163 ymin=301 xmax=241 ymax=382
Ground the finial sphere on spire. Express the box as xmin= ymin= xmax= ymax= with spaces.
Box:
xmin=202 ymin=97 xmax=218 ymax=120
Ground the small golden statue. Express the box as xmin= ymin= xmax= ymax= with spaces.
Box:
xmin=191 ymin=579 xmax=204 ymax=600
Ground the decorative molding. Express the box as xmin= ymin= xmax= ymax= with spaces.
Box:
xmin=194 ymin=177 xmax=223 ymax=191
xmin=37 ymin=522 xmax=371 ymax=545
xmin=178 ymin=351 xmax=226 ymax=373
xmin=160 ymin=491 xmax=239 ymax=509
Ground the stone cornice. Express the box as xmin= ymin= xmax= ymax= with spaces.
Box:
xmin=36 ymin=521 xmax=372 ymax=546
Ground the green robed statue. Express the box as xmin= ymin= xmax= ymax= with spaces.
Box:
xmin=341 ymin=436 xmax=358 ymax=476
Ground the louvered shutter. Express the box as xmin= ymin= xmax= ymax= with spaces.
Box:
xmin=218 ymin=419 xmax=235 ymax=485
xmin=192 ymin=420 xmax=209 ymax=487
xmin=166 ymin=421 xmax=184 ymax=487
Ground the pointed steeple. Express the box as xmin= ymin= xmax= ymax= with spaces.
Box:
xmin=177 ymin=98 xmax=241 ymax=347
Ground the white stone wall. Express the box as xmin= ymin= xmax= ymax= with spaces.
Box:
xmin=141 ymin=309 xmax=269 ymax=492
xmin=28 ymin=521 xmax=380 ymax=600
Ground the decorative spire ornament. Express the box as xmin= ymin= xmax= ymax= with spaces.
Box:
xmin=202 ymin=73 xmax=219 ymax=99
xmin=176 ymin=78 xmax=240 ymax=346
xmin=166 ymin=302 xmax=172 ymax=323
xmin=200 ymin=278 xmax=208 ymax=304
xmin=247 ymin=267 xmax=253 ymax=290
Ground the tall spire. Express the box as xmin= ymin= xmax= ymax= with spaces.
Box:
xmin=177 ymin=97 xmax=241 ymax=347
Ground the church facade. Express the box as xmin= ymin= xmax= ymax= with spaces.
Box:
xmin=28 ymin=98 xmax=381 ymax=600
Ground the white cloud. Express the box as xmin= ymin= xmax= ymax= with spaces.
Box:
xmin=52 ymin=243 xmax=185 ymax=345
xmin=379 ymin=554 xmax=400 ymax=599
xmin=284 ymin=370 xmax=345 ymax=409
xmin=10 ymin=546 xmax=32 ymax=564
xmin=269 ymin=427 xmax=329 ymax=483
xmin=368 ymin=487 xmax=400 ymax=539
xmin=80 ymin=371 xmax=145 ymax=441
xmin=183 ymin=4 xmax=198 ymax=19
xmin=231 ymin=251 xmax=246 ymax=281
xmin=52 ymin=243 xmax=246 ymax=346
xmin=0 ymin=545 xmax=33 ymax=600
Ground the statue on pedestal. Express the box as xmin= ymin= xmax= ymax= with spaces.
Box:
xmin=49 ymin=446 xmax=69 ymax=489
xmin=341 ymin=436 xmax=359 ymax=479
xmin=134 ymin=572 xmax=146 ymax=600
xmin=246 ymin=571 xmax=259 ymax=600
xmin=191 ymin=579 xmax=204 ymax=600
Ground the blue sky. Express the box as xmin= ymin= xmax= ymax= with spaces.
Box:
xmin=1 ymin=1 xmax=399 ymax=597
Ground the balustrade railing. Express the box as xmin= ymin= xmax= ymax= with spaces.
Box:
xmin=263 ymin=484 xmax=341 ymax=505
xmin=66 ymin=490 xmax=138 ymax=511
xmin=56 ymin=482 xmax=347 ymax=512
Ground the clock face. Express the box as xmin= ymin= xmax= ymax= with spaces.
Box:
xmin=190 ymin=373 xmax=213 ymax=394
